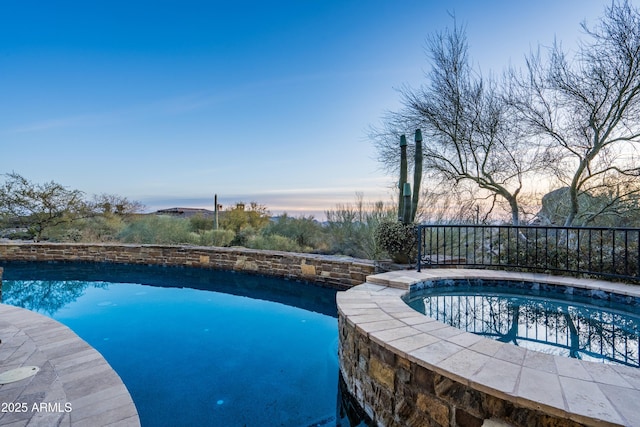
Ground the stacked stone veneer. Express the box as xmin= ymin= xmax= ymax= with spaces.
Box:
xmin=339 ymin=316 xmax=587 ymax=427
xmin=0 ymin=243 xmax=375 ymax=289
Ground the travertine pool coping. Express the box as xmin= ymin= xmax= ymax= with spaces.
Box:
xmin=0 ymin=303 xmax=140 ymax=427
xmin=337 ymin=269 xmax=640 ymax=426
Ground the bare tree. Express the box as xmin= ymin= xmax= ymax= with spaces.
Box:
xmin=510 ymin=0 xmax=640 ymax=226
xmin=417 ymin=177 xmax=497 ymax=224
xmin=92 ymin=193 xmax=145 ymax=216
xmin=373 ymin=24 xmax=541 ymax=225
xmin=0 ymin=172 xmax=90 ymax=241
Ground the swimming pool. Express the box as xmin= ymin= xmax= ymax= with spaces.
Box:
xmin=1 ymin=262 xmax=365 ymax=426
xmin=403 ymin=279 xmax=640 ymax=367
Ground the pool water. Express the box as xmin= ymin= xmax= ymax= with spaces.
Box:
xmin=1 ymin=262 xmax=362 ymax=426
xmin=404 ymin=283 xmax=640 ymax=367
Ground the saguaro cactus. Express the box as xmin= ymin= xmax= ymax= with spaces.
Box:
xmin=214 ymin=194 xmax=219 ymax=230
xmin=411 ymin=129 xmax=423 ymax=223
xmin=397 ymin=135 xmax=408 ymax=221
xmin=402 ymin=182 xmax=412 ymax=224
xmin=397 ymin=131 xmax=423 ymax=224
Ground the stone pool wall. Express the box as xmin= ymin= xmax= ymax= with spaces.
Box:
xmin=339 ymin=316 xmax=584 ymax=427
xmin=0 ymin=242 xmax=375 ymax=289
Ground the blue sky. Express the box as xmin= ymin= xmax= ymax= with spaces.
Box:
xmin=0 ymin=1 xmax=609 ymax=217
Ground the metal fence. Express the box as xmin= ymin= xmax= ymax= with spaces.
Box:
xmin=416 ymin=224 xmax=640 ymax=283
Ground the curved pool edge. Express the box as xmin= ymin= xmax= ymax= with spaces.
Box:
xmin=337 ymin=269 xmax=640 ymax=427
xmin=0 ymin=303 xmax=140 ymax=427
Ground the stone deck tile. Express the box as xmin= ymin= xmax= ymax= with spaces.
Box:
xmin=336 ymin=292 xmax=375 ymax=303
xmin=49 ymin=349 xmax=103 ymax=371
xmin=104 ymin=415 xmax=140 ymax=426
xmin=0 ymin=304 xmax=140 ymax=427
xmin=436 ymin=348 xmax=490 ymax=385
xmin=21 ymin=325 xmax=69 ymax=340
xmin=427 ymin=325 xmax=465 ymax=340
xmin=465 ymin=335 xmax=504 ymax=357
xmin=559 ymin=376 xmax=625 ymax=425
xmin=408 ymin=340 xmax=465 ymax=367
xmin=350 ymin=283 xmax=388 ymax=293
xmin=554 ymin=355 xmax=593 ymax=381
xmin=469 ymin=357 xmax=522 ymax=396
xmin=71 ymin=391 xmax=137 ymax=424
xmin=356 ymin=319 xmax=406 ymax=334
xmin=57 ymin=362 xmax=113 ymax=386
xmin=338 ymin=303 xmax=380 ymax=314
xmin=412 ymin=320 xmax=449 ymax=333
xmin=396 ymin=312 xmax=435 ymax=325
xmin=387 ymin=332 xmax=440 ymax=357
xmin=347 ymin=311 xmax=395 ymax=324
xmin=515 ymin=367 xmax=566 ymax=415
xmin=444 ymin=330 xmax=484 ymax=348
xmin=523 ymin=350 xmax=558 ymax=375
xmin=613 ymin=364 xmax=640 ymax=389
xmin=493 ymin=342 xmax=527 ymax=365
xmin=598 ymin=384 xmax=640 ymax=427
xmin=582 ymin=362 xmax=633 ymax=388
xmin=337 ymin=308 xmax=381 ymax=317
xmin=369 ymin=326 xmax=421 ymax=344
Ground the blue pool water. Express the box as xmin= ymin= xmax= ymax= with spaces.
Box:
xmin=0 ymin=262 xmax=361 ymax=426
xmin=404 ymin=280 xmax=640 ymax=367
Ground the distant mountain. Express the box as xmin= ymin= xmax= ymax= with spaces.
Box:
xmin=154 ymin=207 xmax=216 ymax=218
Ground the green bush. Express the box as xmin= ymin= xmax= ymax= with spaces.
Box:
xmin=76 ymin=215 xmax=127 ymax=242
xmin=189 ymin=214 xmax=213 ymax=232
xmin=7 ymin=230 xmax=34 ymax=240
xmin=374 ymin=220 xmax=417 ymax=263
xmin=198 ymin=229 xmax=235 ymax=247
xmin=247 ymin=234 xmax=308 ymax=252
xmin=229 ymin=226 xmax=257 ymax=246
xmin=39 ymin=223 xmax=82 ymax=242
xmin=220 ymin=203 xmax=270 ymax=233
xmin=262 ymin=214 xmax=325 ymax=250
xmin=117 ymin=215 xmax=195 ymax=244
xmin=325 ymin=200 xmax=395 ymax=259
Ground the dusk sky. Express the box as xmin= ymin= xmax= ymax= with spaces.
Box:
xmin=0 ymin=1 xmax=609 ymax=218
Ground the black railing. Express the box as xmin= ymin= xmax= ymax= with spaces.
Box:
xmin=417 ymin=224 xmax=640 ymax=283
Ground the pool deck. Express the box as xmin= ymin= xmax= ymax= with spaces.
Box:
xmin=0 ymin=304 xmax=140 ymax=427
xmin=339 ymin=269 xmax=640 ymax=426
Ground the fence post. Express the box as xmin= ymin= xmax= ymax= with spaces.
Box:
xmin=417 ymin=226 xmax=422 ymax=272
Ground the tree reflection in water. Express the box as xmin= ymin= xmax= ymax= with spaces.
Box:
xmin=407 ymin=289 xmax=640 ymax=367
xmin=1 ymin=279 xmax=108 ymax=316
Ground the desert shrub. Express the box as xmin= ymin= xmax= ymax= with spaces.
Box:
xmin=219 ymin=202 xmax=270 ymax=234
xmin=189 ymin=214 xmax=213 ymax=232
xmin=374 ymin=220 xmax=417 ymax=263
xmin=5 ymin=230 xmax=32 ymax=240
xmin=117 ymin=215 xmax=195 ymax=244
xmin=324 ymin=198 xmax=395 ymax=259
xmin=262 ymin=214 xmax=326 ymax=250
xmin=246 ymin=234 xmax=307 ymax=252
xmin=38 ymin=225 xmax=76 ymax=242
xmin=197 ymin=229 xmax=235 ymax=247
xmin=229 ymin=225 xmax=258 ymax=246
xmin=75 ymin=215 xmax=127 ymax=242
